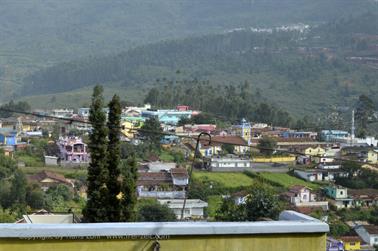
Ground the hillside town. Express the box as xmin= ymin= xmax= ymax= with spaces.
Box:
xmin=1 ymin=101 xmax=378 ymax=251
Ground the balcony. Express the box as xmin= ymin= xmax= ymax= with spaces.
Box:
xmin=138 ymin=190 xmax=185 ymax=199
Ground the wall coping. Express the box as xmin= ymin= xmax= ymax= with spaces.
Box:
xmin=0 ymin=211 xmax=329 ymax=238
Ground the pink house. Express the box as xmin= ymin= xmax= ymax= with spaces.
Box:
xmin=58 ymin=136 xmax=89 ymax=163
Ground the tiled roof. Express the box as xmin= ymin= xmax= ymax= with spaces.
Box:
xmin=349 ymin=189 xmax=378 ymax=200
xmin=211 ymin=135 xmax=248 ymax=146
xmin=339 ymin=236 xmax=362 ymax=243
xmin=28 ymin=171 xmax=70 ymax=185
xmin=170 ymin=168 xmax=188 ymax=179
xmin=362 ymin=225 xmax=378 ymax=234
xmin=289 ymin=185 xmax=307 ymax=193
xmin=137 ymin=172 xmax=172 ymax=186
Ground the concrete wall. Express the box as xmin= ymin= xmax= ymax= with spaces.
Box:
xmin=0 ymin=234 xmax=326 ymax=251
xmin=253 ymin=156 xmax=295 ymax=163
xmin=0 ymin=211 xmax=328 ymax=251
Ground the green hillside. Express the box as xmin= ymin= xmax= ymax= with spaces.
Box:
xmin=19 ymin=12 xmax=378 ymax=119
xmin=1 ymin=0 xmax=377 ymax=100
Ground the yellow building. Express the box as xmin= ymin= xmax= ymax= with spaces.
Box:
xmin=121 ymin=119 xmax=144 ymax=139
xmin=339 ymin=236 xmax=361 ymax=251
xmin=304 ymin=146 xmax=325 ymax=156
xmin=0 ymin=211 xmax=328 ymax=251
xmin=367 ymin=150 xmax=378 ymax=164
xmin=253 ymin=156 xmax=296 ymax=163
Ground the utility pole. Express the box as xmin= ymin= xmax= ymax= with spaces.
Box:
xmin=351 ymin=109 xmax=355 ymax=145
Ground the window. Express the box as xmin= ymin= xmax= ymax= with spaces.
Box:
xmin=340 ymin=191 xmax=343 ymax=195
xmin=374 ymin=237 xmax=378 ymax=243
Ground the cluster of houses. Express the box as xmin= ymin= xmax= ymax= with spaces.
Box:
xmin=1 ymin=103 xmax=378 ymax=249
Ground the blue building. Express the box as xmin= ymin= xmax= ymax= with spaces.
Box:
xmin=0 ymin=129 xmax=18 ymax=146
xmin=281 ymin=131 xmax=317 ymax=139
xmin=321 ymin=130 xmax=349 ymax=142
xmin=141 ymin=109 xmax=192 ymax=125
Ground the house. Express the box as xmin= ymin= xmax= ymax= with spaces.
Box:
xmin=321 ymin=130 xmax=350 ymax=142
xmin=338 ymin=236 xmax=362 ymax=251
xmin=144 ymin=162 xmax=177 ymax=172
xmin=324 ymin=186 xmax=353 ymax=209
xmin=304 ymin=146 xmax=326 ymax=156
xmin=367 ymin=149 xmax=378 ymax=164
xmin=294 ymin=168 xmax=347 ymax=182
xmin=141 ymin=109 xmax=193 ymax=125
xmin=348 ymin=189 xmax=378 ymax=207
xmin=327 ymin=237 xmax=344 ymax=251
xmin=317 ymin=163 xmax=341 ymax=170
xmin=121 ymin=118 xmax=145 ymax=139
xmin=137 ymin=168 xmax=188 ymax=199
xmin=57 ymin=136 xmax=89 ymax=164
xmin=209 ymin=156 xmax=252 ymax=171
xmin=0 ymin=128 xmax=19 ymax=146
xmin=16 ymin=210 xmax=78 ymax=224
xmin=283 ymin=185 xmax=328 ymax=210
xmin=355 ymin=225 xmax=378 ymax=246
xmin=1 ymin=146 xmax=14 ymax=158
xmin=281 ymin=131 xmax=318 ymax=140
xmin=44 ymin=155 xmax=59 ymax=166
xmin=27 ymin=171 xmax=74 ymax=191
xmin=51 ymin=109 xmax=74 ymax=118
xmin=296 ymin=155 xmax=311 ymax=165
xmin=122 ymin=104 xmax=151 ymax=117
xmin=183 ymin=124 xmax=217 ymax=134
xmin=211 ymin=135 xmax=249 ymax=154
xmin=158 ymin=199 xmax=208 ymax=219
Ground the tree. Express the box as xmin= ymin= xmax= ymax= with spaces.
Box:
xmin=82 ymin=85 xmax=109 ymax=222
xmin=106 ymin=95 xmax=122 ymax=222
xmin=140 ymin=117 xmax=162 ymax=148
xmin=44 ymin=143 xmax=60 ymax=157
xmin=222 ymin=144 xmax=234 ymax=155
xmin=257 ymin=137 xmax=277 ymax=156
xmin=355 ymin=94 xmax=375 ymax=137
xmin=120 ymin=157 xmax=138 ymax=222
xmin=215 ymin=183 xmax=280 ymax=221
xmin=244 ymin=183 xmax=280 ymax=221
xmin=329 ymin=221 xmax=350 ymax=237
xmin=0 ymin=101 xmax=30 ymax=118
xmin=215 ymin=197 xmax=246 ymax=221
xmin=137 ymin=199 xmax=176 ymax=222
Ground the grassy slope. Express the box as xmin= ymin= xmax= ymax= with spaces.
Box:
xmin=17 ymin=83 xmax=146 ymax=109
xmin=192 ymin=171 xmax=254 ymax=188
xmin=259 ymin=172 xmax=319 ymax=189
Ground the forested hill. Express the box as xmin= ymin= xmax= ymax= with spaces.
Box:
xmin=0 ymin=0 xmax=375 ymax=62
xmin=20 ymin=12 xmax=378 ymax=116
xmin=2 ymin=0 xmax=378 ymax=102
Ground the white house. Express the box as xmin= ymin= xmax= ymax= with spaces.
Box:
xmin=283 ymin=185 xmax=328 ymax=210
xmin=355 ymin=225 xmax=378 ymax=246
xmin=158 ymin=199 xmax=208 ymax=219
xmin=210 ymin=157 xmax=252 ymax=171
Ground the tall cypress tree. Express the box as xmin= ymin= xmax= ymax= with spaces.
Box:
xmin=120 ymin=156 xmax=138 ymax=222
xmin=82 ymin=85 xmax=109 ymax=222
xmin=106 ymin=95 xmax=122 ymax=221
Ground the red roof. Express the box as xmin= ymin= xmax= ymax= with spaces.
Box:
xmin=137 ymin=172 xmax=172 ymax=186
xmin=211 ymin=135 xmax=248 ymax=146
xmin=170 ymin=168 xmax=188 ymax=179
xmin=28 ymin=171 xmax=71 ymax=185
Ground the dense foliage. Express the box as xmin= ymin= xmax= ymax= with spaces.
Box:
xmin=216 ymin=183 xmax=280 ymax=221
xmin=137 ymin=199 xmax=176 ymax=222
xmin=106 ymin=95 xmax=122 ymax=222
xmin=82 ymin=86 xmax=109 ymax=222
